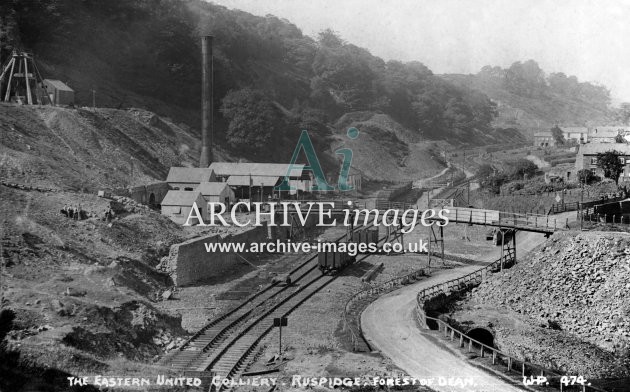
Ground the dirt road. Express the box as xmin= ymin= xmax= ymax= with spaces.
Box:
xmin=362 ymin=212 xmax=576 ymax=392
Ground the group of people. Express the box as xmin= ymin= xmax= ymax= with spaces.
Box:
xmin=60 ymin=204 xmax=115 ymax=222
xmin=103 ymin=207 xmax=115 ymax=222
xmin=61 ymin=204 xmax=84 ymax=220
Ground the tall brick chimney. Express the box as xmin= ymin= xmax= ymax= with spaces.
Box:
xmin=199 ymin=35 xmax=213 ymax=167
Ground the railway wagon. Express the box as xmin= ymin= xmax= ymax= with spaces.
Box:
xmin=317 ymin=226 xmax=359 ymax=273
xmin=317 ymin=246 xmax=355 ymax=273
xmin=351 ymin=227 xmax=379 ymax=252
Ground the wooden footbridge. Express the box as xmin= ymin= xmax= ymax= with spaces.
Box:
xmin=433 ymin=206 xmax=569 ymax=234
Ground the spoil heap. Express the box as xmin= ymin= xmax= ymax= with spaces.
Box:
xmin=457 ymin=231 xmax=630 ymax=378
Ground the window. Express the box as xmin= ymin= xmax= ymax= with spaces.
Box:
xmin=591 ymin=168 xmax=597 ymax=175
xmin=184 ymin=187 xmax=194 ymax=191
xmin=620 ymin=157 xmax=626 ymax=165
xmin=590 ymin=157 xmax=598 ymax=165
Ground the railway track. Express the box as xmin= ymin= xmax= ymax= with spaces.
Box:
xmin=205 ymin=268 xmax=336 ymax=391
xmin=158 ymin=253 xmax=318 ymax=370
xmin=158 ymin=227 xmax=366 ymax=390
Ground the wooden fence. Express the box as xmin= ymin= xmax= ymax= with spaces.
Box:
xmin=343 ymin=268 xmax=428 ymax=352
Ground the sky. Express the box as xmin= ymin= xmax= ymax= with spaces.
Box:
xmin=209 ymin=0 xmax=630 ymax=104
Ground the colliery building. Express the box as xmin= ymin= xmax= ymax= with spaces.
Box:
xmin=160 ymin=191 xmax=207 ymax=225
xmin=166 ymin=167 xmax=217 ymax=191
xmin=196 ymin=181 xmax=235 ymax=207
xmin=208 ymin=162 xmax=311 ymax=199
xmin=42 ymin=79 xmax=74 ymax=106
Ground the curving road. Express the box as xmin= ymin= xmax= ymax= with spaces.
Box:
xmin=362 ymin=215 xmax=574 ymax=392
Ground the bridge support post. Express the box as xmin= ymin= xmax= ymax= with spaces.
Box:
xmin=500 ymin=229 xmax=505 ymax=272
xmin=513 ymin=230 xmax=516 ymax=264
xmin=428 ymin=224 xmax=444 ymax=266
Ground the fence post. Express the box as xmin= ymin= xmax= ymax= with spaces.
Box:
xmin=507 ymin=357 xmax=512 ymax=371
xmin=468 ymin=339 xmax=472 ymax=353
xmin=492 ymin=351 xmax=496 ymax=364
xmin=459 ymin=334 xmax=463 ymax=348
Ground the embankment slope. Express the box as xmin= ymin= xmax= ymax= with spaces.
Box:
xmin=453 ymin=231 xmax=630 ymax=378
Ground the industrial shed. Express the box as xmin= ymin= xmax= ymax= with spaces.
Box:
xmin=208 ymin=162 xmax=309 ymax=198
xmin=208 ymin=162 xmax=307 ymax=180
xmin=161 ymin=191 xmax=206 ymax=225
xmin=197 ymin=182 xmax=235 ymax=206
xmin=42 ymin=79 xmax=74 ymax=106
xmin=166 ymin=167 xmax=217 ymax=191
xmin=129 ymin=182 xmax=169 ymax=207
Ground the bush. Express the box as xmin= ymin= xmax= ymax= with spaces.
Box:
xmin=505 ymin=158 xmax=539 ymax=180
xmin=577 ymin=169 xmax=599 ymax=185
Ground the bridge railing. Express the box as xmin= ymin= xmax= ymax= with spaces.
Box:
xmin=440 ymin=207 xmax=568 ymax=231
xmin=415 ymin=256 xmax=605 ymax=392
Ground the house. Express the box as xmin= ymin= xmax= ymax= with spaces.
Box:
xmin=208 ymin=162 xmax=309 ymax=198
xmin=588 ymin=127 xmax=630 ymax=143
xmin=160 ymin=191 xmax=206 ymax=225
xmin=575 ymin=143 xmax=630 ymax=183
xmin=544 ymin=166 xmax=574 ymax=184
xmin=533 ymin=131 xmax=556 ymax=147
xmin=559 ymin=126 xmax=588 ymax=144
xmin=42 ymin=79 xmax=74 ymax=106
xmin=166 ymin=167 xmax=217 ymax=191
xmin=197 ymin=182 xmax=235 ymax=207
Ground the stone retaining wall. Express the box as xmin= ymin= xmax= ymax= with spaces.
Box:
xmin=161 ymin=224 xmax=268 ymax=286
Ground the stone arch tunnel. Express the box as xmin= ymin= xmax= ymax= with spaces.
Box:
xmin=466 ymin=327 xmax=495 ymax=347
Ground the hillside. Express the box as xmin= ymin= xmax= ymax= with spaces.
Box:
xmin=0 ymin=184 xmax=192 ymax=387
xmin=443 ymin=61 xmax=614 ymax=137
xmin=451 ymin=231 xmax=630 ymax=379
xmin=0 ymin=103 xmax=234 ymax=192
xmin=1 ymin=0 xmax=523 ymax=175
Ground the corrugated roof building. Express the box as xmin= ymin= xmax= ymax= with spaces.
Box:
xmin=161 ymin=191 xmax=206 ymax=225
xmin=166 ymin=167 xmax=217 ymax=191
xmin=197 ymin=182 xmax=235 ymax=205
xmin=209 ymin=162 xmax=310 ymax=198
xmin=208 ymin=162 xmax=307 ymax=179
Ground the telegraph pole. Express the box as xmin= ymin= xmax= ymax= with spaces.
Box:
xmin=91 ymin=88 xmax=96 ymax=111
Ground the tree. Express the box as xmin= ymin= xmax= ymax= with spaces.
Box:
xmin=476 ymin=164 xmax=506 ymax=194
xmin=506 ymin=159 xmax=538 ymax=180
xmin=221 ymin=88 xmax=282 ymax=156
xmin=317 ymin=29 xmax=344 ymax=48
xmin=504 ymin=60 xmax=547 ymax=97
xmin=577 ymin=169 xmax=598 ymax=185
xmin=476 ymin=164 xmax=496 ymax=180
xmin=550 ymin=126 xmax=565 ymax=145
xmin=596 ymin=150 xmax=624 ymax=184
